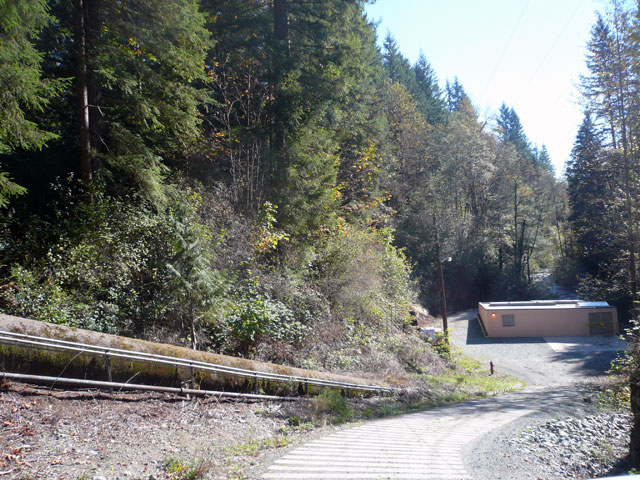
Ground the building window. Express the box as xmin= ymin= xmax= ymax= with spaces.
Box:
xmin=502 ymin=314 xmax=515 ymax=327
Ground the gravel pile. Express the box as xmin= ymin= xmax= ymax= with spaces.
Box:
xmin=509 ymin=412 xmax=631 ymax=478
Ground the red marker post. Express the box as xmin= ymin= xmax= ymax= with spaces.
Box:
xmin=490 ymin=361 xmax=494 ymax=375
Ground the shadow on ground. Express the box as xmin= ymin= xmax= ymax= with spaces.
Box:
xmin=409 ymin=383 xmax=593 ymax=422
xmin=549 ymin=344 xmax=622 ymax=377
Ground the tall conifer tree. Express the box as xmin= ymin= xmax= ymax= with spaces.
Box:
xmin=413 ymin=51 xmax=447 ymax=125
xmin=445 ymin=77 xmax=466 ymax=111
xmin=42 ymin=0 xmax=211 ymax=200
xmin=0 ymin=0 xmax=58 ymax=206
xmin=566 ymin=113 xmax=618 ymax=276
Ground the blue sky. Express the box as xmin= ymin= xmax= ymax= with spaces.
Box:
xmin=365 ymin=0 xmax=605 ymax=175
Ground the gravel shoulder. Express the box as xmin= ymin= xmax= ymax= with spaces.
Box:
xmin=463 ymin=382 xmax=631 ymax=479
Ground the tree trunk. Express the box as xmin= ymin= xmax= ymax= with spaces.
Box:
xmin=271 ymin=0 xmax=290 ymax=180
xmin=87 ymin=0 xmax=103 ymax=164
xmin=525 ymin=216 xmax=541 ymax=286
xmin=554 ymin=205 xmax=566 ymax=261
xmin=190 ymin=301 xmax=197 ymax=350
xmin=513 ymin=180 xmax=518 ymax=278
xmin=190 ymin=320 xmax=197 ymax=350
xmin=73 ymin=0 xmax=92 ymax=185
xmin=630 ymin=349 xmax=640 ymax=467
xmin=612 ymin=9 xmax=638 ymax=315
xmin=517 ymin=219 xmax=526 ymax=281
xmin=273 ymin=0 xmax=290 ymax=56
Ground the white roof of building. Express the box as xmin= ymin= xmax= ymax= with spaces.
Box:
xmin=479 ymin=300 xmax=612 ymax=310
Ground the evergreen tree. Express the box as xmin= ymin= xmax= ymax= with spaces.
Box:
xmin=33 ymin=0 xmax=211 ymax=201
xmin=580 ymin=1 xmax=638 ymax=312
xmin=445 ymin=77 xmax=467 ymax=111
xmin=565 ymin=113 xmax=618 ymax=276
xmin=382 ymin=32 xmax=416 ymax=89
xmin=205 ymin=0 xmax=386 ymax=232
xmin=582 ymin=14 xmax=619 ymax=147
xmin=413 ymin=51 xmax=447 ymax=125
xmin=0 ymin=0 xmax=58 ymax=206
xmin=0 ymin=0 xmax=57 ymax=154
xmin=496 ymin=103 xmax=535 ymax=163
xmin=535 ymin=145 xmax=554 ymax=173
xmin=278 ymin=1 xmax=386 ymax=232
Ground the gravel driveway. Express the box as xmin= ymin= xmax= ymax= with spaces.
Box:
xmin=448 ymin=309 xmax=632 ymax=479
xmin=448 ymin=309 xmax=627 ymax=386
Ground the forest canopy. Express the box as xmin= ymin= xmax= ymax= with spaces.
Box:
xmin=0 ymin=0 xmax=606 ymax=370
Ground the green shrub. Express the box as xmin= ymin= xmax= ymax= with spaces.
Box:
xmin=223 ymin=296 xmax=306 ymax=356
xmin=1 ymin=264 xmax=91 ymax=328
xmin=165 ymin=457 xmax=209 ymax=480
xmin=314 ymin=224 xmax=415 ymax=328
xmin=312 ymin=389 xmax=353 ymax=424
xmin=1 ymin=186 xmax=232 ymax=346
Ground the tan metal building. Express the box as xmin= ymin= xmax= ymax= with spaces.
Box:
xmin=477 ymin=300 xmax=618 ymax=338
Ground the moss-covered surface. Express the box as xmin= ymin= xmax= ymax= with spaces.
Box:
xmin=0 ymin=314 xmax=388 ymax=396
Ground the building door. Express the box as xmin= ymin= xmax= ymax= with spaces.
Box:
xmin=588 ymin=312 xmax=614 ymax=335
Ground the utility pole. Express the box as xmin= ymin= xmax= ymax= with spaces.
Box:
xmin=434 ymin=213 xmax=448 ymax=342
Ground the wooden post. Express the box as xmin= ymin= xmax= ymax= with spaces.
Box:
xmin=104 ymin=350 xmax=113 ymax=393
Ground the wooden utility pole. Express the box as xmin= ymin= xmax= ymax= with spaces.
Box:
xmin=434 ymin=214 xmax=448 ymax=341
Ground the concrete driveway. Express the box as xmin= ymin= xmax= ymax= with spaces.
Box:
xmin=448 ymin=309 xmax=628 ymax=386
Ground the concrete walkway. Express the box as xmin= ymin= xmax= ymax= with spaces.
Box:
xmin=262 ymin=392 xmax=535 ymax=479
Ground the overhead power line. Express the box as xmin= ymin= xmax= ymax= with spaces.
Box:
xmin=481 ymin=0 xmax=532 ymax=103
xmin=515 ymin=0 xmax=586 ymax=103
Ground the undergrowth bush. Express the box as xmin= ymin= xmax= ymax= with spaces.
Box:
xmin=311 ymin=389 xmax=354 ymax=424
xmin=1 ymin=182 xmax=232 ymax=345
xmin=0 ymin=178 xmax=443 ymax=384
xmin=313 ymin=224 xmax=414 ymax=327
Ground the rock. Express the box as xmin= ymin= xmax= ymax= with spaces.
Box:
xmin=506 ymin=410 xmax=632 ymax=479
